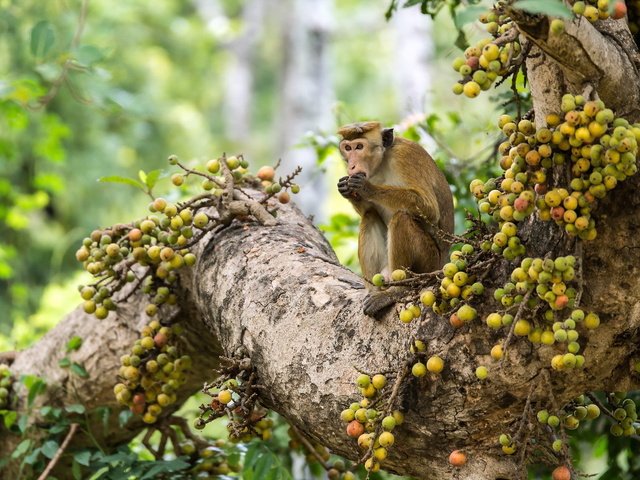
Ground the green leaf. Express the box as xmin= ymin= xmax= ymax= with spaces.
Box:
xmin=12 ymin=439 xmax=32 ymax=458
xmin=98 ymin=176 xmax=145 ymax=191
xmin=140 ymin=459 xmax=191 ymax=479
xmin=50 ymin=423 xmax=70 ymax=434
xmin=144 ymin=169 xmax=162 ymax=190
xmin=35 ymin=62 xmax=63 ymax=82
xmin=42 ymin=440 xmax=59 ymax=459
xmin=244 ymin=443 xmax=260 ymax=470
xmin=70 ymin=363 xmax=89 ymax=378
xmin=593 ymin=435 xmax=608 ymax=457
xmin=512 ymin=0 xmax=572 ymax=18
xmin=74 ymin=450 xmax=92 ymax=467
xmin=1 ymin=410 xmax=17 ymax=429
xmin=21 ymin=374 xmax=46 ymax=406
xmin=75 ymin=45 xmax=104 ymax=66
xmin=138 ymin=170 xmax=147 ymax=185
xmin=58 ymin=357 xmax=71 ymax=368
xmin=72 ymin=458 xmax=83 ymax=480
xmin=96 ymin=406 xmax=111 ymax=434
xmin=454 ymin=28 xmax=469 ymax=51
xmin=118 ymin=409 xmax=133 ymax=427
xmin=253 ymin=453 xmax=274 ymax=479
xmin=30 ymin=20 xmax=55 ymax=58
xmin=455 ymin=5 xmax=489 ymax=27
xmin=43 ymin=407 xmax=63 ymax=420
xmin=66 ymin=336 xmax=83 ymax=352
xmin=24 ymin=447 xmax=41 ymax=465
xmin=65 ymin=404 xmax=86 ymax=415
xmin=17 ymin=413 xmax=29 ymax=433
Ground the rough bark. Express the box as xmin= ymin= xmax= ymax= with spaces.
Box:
xmin=2 ymin=7 xmax=640 ymax=480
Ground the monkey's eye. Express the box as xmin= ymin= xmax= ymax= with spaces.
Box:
xmin=355 ymin=143 xmax=363 ymax=150
xmin=345 ymin=145 xmax=352 ymax=151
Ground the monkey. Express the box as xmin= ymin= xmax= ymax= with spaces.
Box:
xmin=336 ymin=121 xmax=454 ymax=317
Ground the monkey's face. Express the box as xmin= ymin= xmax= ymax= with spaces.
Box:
xmin=339 ymin=139 xmax=384 ymax=178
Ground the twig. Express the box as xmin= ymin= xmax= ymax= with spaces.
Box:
xmin=219 ymin=153 xmax=236 ymax=205
xmin=501 ymin=290 xmax=533 ymax=357
xmin=290 ymin=424 xmax=330 ymax=470
xmin=385 ymin=362 xmax=410 ymax=413
xmin=37 ymin=423 xmax=79 ymax=480
xmin=494 ymin=26 xmax=520 ymax=47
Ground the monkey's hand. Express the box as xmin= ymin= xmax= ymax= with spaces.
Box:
xmin=337 ymin=175 xmax=354 ymax=199
xmin=338 ymin=173 xmax=372 ymax=201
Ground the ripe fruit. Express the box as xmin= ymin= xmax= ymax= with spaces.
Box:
xmin=457 ymin=304 xmax=477 ymax=322
xmin=552 ymin=465 xmax=571 ymax=480
xmin=278 ymin=192 xmax=291 ymax=204
xmin=584 ymin=312 xmax=600 ymax=329
xmin=449 ymin=313 xmax=464 ymax=328
xmin=356 ymin=374 xmax=371 ymax=388
xmin=449 ymin=450 xmax=467 ymax=467
xmin=381 ymin=415 xmax=396 ymax=431
xmin=426 ymin=355 xmax=444 ymax=374
xmin=206 ymin=159 xmax=220 ymax=173
xmin=364 ymin=458 xmax=379 ymax=472
xmin=218 ymin=390 xmax=232 ymax=404
xmin=378 ymin=431 xmax=395 ymax=447
xmin=372 ymin=374 xmax=386 ymax=390
xmin=612 ymin=1 xmax=627 ymax=19
xmin=399 ymin=309 xmax=414 ymax=323
xmin=226 ymin=156 xmax=240 ymax=169
xmin=550 ymin=19 xmax=565 ymax=35
xmin=490 ymin=344 xmax=503 ymax=360
xmin=463 ymin=81 xmax=481 ymax=98
xmin=257 ymin=166 xmax=275 ymax=181
xmin=193 ymin=212 xmax=209 ymax=228
xmin=346 ymin=420 xmax=365 ymax=438
xmin=412 ymin=362 xmax=427 ymax=377
xmin=171 ymin=173 xmax=184 ymax=186
xmin=391 ymin=269 xmax=406 ymax=281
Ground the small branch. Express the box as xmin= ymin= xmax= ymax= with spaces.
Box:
xmin=290 ymin=424 xmax=330 ymax=470
xmin=219 ymin=153 xmax=236 ymax=205
xmin=494 ymin=26 xmax=520 ymax=47
xmin=228 ymin=200 xmax=277 ymax=226
xmin=37 ymin=423 xmax=79 ymax=480
xmin=501 ymin=290 xmax=533 ymax=357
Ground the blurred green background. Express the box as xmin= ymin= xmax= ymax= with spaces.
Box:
xmin=0 ymin=0 xmax=502 ymax=350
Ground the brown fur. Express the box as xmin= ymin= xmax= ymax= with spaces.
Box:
xmin=337 ymin=122 xmax=454 ymax=283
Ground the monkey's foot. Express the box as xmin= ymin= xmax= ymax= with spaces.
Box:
xmin=363 ymin=291 xmax=399 ymax=318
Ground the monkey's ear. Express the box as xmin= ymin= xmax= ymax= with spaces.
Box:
xmin=382 ymin=128 xmax=394 ymax=148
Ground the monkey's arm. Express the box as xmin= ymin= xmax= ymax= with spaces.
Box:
xmin=337 ymin=175 xmax=375 ymax=216
xmin=347 ymin=174 xmax=440 ymax=224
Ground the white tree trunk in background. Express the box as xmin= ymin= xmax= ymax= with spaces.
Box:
xmin=391 ymin=7 xmax=434 ymax=116
xmin=195 ymin=0 xmax=265 ymax=143
xmin=275 ymin=0 xmax=334 ymax=222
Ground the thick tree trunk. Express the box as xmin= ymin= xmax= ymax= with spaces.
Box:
xmin=2 ymin=8 xmax=640 ymax=480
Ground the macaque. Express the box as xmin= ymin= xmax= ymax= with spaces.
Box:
xmin=337 ymin=121 xmax=454 ymax=316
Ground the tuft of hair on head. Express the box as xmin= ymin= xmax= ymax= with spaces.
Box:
xmin=337 ymin=121 xmax=381 ymax=140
